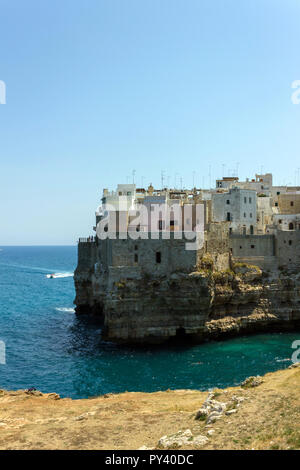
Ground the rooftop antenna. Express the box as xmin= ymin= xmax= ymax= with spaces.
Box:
xmin=209 ymin=165 xmax=211 ymax=189
xmin=192 ymin=170 xmax=196 ymax=188
xmin=175 ymin=172 xmax=179 ymax=189
xmin=180 ymin=177 xmax=183 ymax=190
xmin=141 ymin=176 xmax=144 ymax=188
xmin=126 ymin=175 xmax=130 ymax=184
xmin=222 ymin=164 xmax=226 ymax=178
xmin=132 ymin=169 xmax=136 ymax=184
xmin=161 ymin=170 xmax=166 ymax=189
xmin=236 ymin=162 xmax=240 ymax=178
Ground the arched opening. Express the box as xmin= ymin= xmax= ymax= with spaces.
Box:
xmin=250 ymin=225 xmax=254 ymax=234
xmin=289 ymin=222 xmax=294 ymax=230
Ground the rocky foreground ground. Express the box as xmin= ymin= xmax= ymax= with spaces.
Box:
xmin=0 ymin=364 xmax=299 ymax=450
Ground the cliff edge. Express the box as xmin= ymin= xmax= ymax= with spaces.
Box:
xmin=1 ymin=364 xmax=299 ymax=450
xmin=74 ymin=245 xmax=300 ymax=343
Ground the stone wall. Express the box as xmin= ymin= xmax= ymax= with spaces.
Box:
xmin=97 ymin=232 xmax=200 ymax=277
xmin=77 ymin=241 xmax=97 ymax=269
xmin=278 ymin=193 xmax=300 ymax=214
xmin=276 ymin=229 xmax=300 ymax=271
xmin=230 ymin=234 xmax=275 ymax=257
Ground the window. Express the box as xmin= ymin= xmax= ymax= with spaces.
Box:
xmin=118 ymin=191 xmax=122 ymax=196
xmin=229 ymin=227 xmax=232 ymax=234
xmin=249 ymin=197 xmax=252 ymax=203
xmin=250 ymin=225 xmax=254 ymax=235
xmin=156 ymin=252 xmax=161 ymax=263
xmin=158 ymin=220 xmax=164 ymax=230
xmin=226 ymin=212 xmax=231 ymax=221
xmin=251 ymin=245 xmax=255 ymax=249
xmin=277 ymin=191 xmax=280 ymax=195
xmin=250 ymin=213 xmax=253 ymax=218
xmin=289 ymin=240 xmax=292 ymax=246
xmin=226 ymin=200 xmax=230 ymax=205
xmin=239 ymin=245 xmax=242 ymax=249
xmin=170 ymin=220 xmax=175 ymax=226
xmin=127 ymin=191 xmax=131 ymax=196
xmin=134 ymin=245 xmax=138 ymax=250
xmin=134 ymin=254 xmax=138 ymax=263
xmin=279 ymin=219 xmax=282 ymax=224
xmin=291 ymin=201 xmax=294 ymax=207
xmin=136 ymin=225 xmax=140 ymax=232
xmin=289 ymin=223 xmax=294 ymax=230
xmin=275 ymin=202 xmax=278 ymax=207
xmin=244 ymin=212 xmax=246 ymax=217
xmin=244 ymin=197 xmax=247 ymax=203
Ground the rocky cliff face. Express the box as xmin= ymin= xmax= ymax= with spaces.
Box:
xmin=74 ymin=253 xmax=300 ymax=344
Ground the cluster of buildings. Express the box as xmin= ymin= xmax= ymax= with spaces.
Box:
xmin=79 ymin=173 xmax=300 ymax=277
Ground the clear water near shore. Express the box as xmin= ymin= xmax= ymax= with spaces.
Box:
xmin=0 ymin=246 xmax=299 ymax=399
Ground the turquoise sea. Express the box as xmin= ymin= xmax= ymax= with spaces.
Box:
xmin=0 ymin=246 xmax=299 ymax=399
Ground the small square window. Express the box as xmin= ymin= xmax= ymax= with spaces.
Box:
xmin=134 ymin=254 xmax=138 ymax=263
xmin=251 ymin=245 xmax=255 ymax=249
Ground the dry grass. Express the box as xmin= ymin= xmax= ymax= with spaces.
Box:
xmin=0 ymin=366 xmax=299 ymax=450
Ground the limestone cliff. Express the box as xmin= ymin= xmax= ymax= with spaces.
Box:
xmin=74 ymin=249 xmax=300 ymax=344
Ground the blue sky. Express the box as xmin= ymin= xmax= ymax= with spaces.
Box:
xmin=1 ymin=0 xmax=300 ymax=244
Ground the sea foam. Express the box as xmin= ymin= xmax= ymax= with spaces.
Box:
xmin=46 ymin=272 xmax=74 ymax=279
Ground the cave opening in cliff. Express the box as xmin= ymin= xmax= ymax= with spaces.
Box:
xmin=176 ymin=327 xmax=186 ymax=338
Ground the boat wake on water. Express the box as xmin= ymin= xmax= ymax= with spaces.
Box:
xmin=55 ymin=307 xmax=75 ymax=313
xmin=46 ymin=272 xmax=74 ymax=279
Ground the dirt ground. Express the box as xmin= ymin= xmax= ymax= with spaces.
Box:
xmin=0 ymin=365 xmax=299 ymax=450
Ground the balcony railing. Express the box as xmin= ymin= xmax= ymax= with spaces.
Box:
xmin=78 ymin=237 xmax=95 ymax=243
